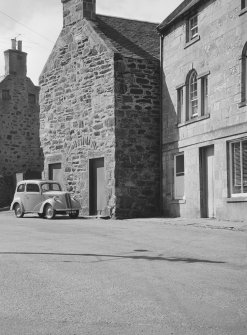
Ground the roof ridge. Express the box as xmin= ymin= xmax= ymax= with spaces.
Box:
xmin=96 ymin=13 xmax=159 ymax=26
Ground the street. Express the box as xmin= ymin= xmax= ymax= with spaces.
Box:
xmin=0 ymin=211 xmax=246 ymax=335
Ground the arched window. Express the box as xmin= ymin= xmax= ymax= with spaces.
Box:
xmin=241 ymin=43 xmax=247 ymax=103
xmin=186 ymin=70 xmax=198 ymax=119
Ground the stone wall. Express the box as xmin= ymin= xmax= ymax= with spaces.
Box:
xmin=0 ymin=75 xmax=43 ymax=206
xmin=39 ymin=19 xmax=116 ymax=215
xmin=114 ymin=55 xmax=161 ymax=218
xmin=161 ymin=0 xmax=247 ymax=219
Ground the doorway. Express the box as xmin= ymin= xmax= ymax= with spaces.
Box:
xmin=200 ymin=146 xmax=215 ymax=218
xmin=89 ymin=158 xmax=106 ymax=215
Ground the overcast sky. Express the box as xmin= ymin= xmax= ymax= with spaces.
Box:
xmin=0 ymin=0 xmax=182 ymax=85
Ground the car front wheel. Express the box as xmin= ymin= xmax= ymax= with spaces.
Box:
xmin=14 ymin=204 xmax=24 ymax=218
xmin=69 ymin=210 xmax=79 ymax=219
xmin=45 ymin=204 xmax=56 ymax=219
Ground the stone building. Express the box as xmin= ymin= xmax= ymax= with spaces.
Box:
xmin=157 ymin=0 xmax=247 ymax=220
xmin=0 ymin=40 xmax=43 ymax=207
xmin=39 ymin=0 xmax=161 ymax=218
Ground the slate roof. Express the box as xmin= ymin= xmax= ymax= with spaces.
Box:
xmin=157 ymin=0 xmax=205 ymax=33
xmin=94 ymin=15 xmax=160 ymax=61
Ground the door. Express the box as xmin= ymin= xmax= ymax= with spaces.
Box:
xmin=89 ymin=158 xmax=106 ymax=215
xmin=200 ymin=146 xmax=215 ymax=218
xmin=22 ymin=183 xmax=42 ymax=212
xmin=48 ymin=163 xmax=63 ymax=185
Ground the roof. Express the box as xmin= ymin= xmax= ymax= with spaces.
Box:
xmin=157 ymin=0 xmax=204 ymax=33
xmin=94 ymin=15 xmax=160 ymax=60
xmin=17 ymin=180 xmax=55 ymax=185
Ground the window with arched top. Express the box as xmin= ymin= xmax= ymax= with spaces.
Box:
xmin=177 ymin=69 xmax=209 ymax=123
xmin=241 ymin=43 xmax=247 ymax=104
xmin=189 ymin=71 xmax=198 ymax=117
xmin=185 ymin=70 xmax=198 ymax=119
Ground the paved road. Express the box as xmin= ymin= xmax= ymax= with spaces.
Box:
xmin=0 ymin=212 xmax=246 ymax=335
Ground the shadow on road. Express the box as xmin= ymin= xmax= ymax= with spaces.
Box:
xmin=0 ymin=251 xmax=225 ymax=264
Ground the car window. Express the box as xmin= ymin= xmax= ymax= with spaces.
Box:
xmin=17 ymin=184 xmax=25 ymax=192
xmin=26 ymin=184 xmax=40 ymax=193
xmin=41 ymin=183 xmax=61 ymax=192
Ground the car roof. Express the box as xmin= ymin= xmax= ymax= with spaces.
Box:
xmin=17 ymin=180 xmax=59 ymax=185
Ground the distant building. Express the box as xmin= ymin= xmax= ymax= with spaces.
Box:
xmin=39 ymin=0 xmax=161 ymax=218
xmin=0 ymin=40 xmax=43 ymax=206
xmin=157 ymin=0 xmax=247 ymax=220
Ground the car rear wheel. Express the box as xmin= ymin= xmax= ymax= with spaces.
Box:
xmin=45 ymin=205 xmax=56 ymax=219
xmin=69 ymin=210 xmax=79 ymax=219
xmin=14 ymin=204 xmax=24 ymax=218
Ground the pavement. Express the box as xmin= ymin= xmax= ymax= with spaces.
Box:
xmin=1 ymin=207 xmax=247 ymax=231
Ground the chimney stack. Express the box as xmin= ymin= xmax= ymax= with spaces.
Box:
xmin=61 ymin=0 xmax=96 ymax=27
xmin=4 ymin=39 xmax=27 ymax=77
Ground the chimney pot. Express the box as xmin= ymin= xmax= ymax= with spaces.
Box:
xmin=11 ymin=39 xmax=16 ymax=50
xmin=17 ymin=40 xmax=22 ymax=51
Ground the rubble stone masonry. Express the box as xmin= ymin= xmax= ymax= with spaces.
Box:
xmin=0 ymin=75 xmax=43 ymax=206
xmin=40 ymin=20 xmax=116 ymax=215
xmin=39 ymin=15 xmax=161 ymax=218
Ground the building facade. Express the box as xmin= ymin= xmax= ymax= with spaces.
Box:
xmin=158 ymin=0 xmax=247 ymax=220
xmin=39 ymin=0 xmax=161 ymax=218
xmin=0 ymin=40 xmax=43 ymax=207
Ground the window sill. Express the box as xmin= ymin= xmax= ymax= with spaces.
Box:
xmin=238 ymin=100 xmax=247 ymax=108
xmin=226 ymin=197 xmax=247 ymax=203
xmin=170 ymin=199 xmax=186 ymax=204
xmin=177 ymin=113 xmax=210 ymax=128
xmin=184 ymin=35 xmax=200 ymax=49
xmin=239 ymin=7 xmax=247 ymax=16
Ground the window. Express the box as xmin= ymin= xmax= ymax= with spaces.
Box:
xmin=2 ymin=90 xmax=10 ymax=101
xmin=186 ymin=14 xmax=198 ymax=42
xmin=174 ymin=154 xmax=184 ymax=199
xmin=177 ymin=87 xmax=184 ymax=123
xmin=229 ymin=139 xmax=247 ymax=196
xmin=17 ymin=184 xmax=25 ymax=192
xmin=241 ymin=43 xmax=247 ymax=104
xmin=26 ymin=183 xmax=40 ymax=192
xmin=28 ymin=93 xmax=36 ymax=104
xmin=201 ymin=75 xmax=208 ymax=116
xmin=241 ymin=0 xmax=247 ymax=9
xmin=184 ymin=70 xmax=209 ymax=121
xmin=41 ymin=183 xmax=61 ymax=192
xmin=187 ymin=70 xmax=198 ymax=118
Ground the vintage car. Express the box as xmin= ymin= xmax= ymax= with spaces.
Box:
xmin=10 ymin=180 xmax=81 ymax=219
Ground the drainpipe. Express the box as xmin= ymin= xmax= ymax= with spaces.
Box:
xmin=159 ymin=33 xmax=164 ymax=216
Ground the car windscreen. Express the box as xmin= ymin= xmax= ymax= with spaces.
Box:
xmin=41 ymin=183 xmax=61 ymax=192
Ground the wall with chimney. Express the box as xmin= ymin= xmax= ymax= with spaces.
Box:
xmin=39 ymin=19 xmax=116 ymax=216
xmin=0 ymin=40 xmax=43 ymax=207
xmin=39 ymin=0 xmax=161 ymax=218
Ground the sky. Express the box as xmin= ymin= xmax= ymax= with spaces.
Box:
xmin=0 ymin=0 xmax=182 ymax=85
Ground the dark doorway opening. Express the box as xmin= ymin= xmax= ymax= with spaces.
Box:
xmin=48 ymin=163 xmax=62 ymax=184
xmin=199 ymin=145 xmax=215 ymax=218
xmin=89 ymin=158 xmax=106 ymax=216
